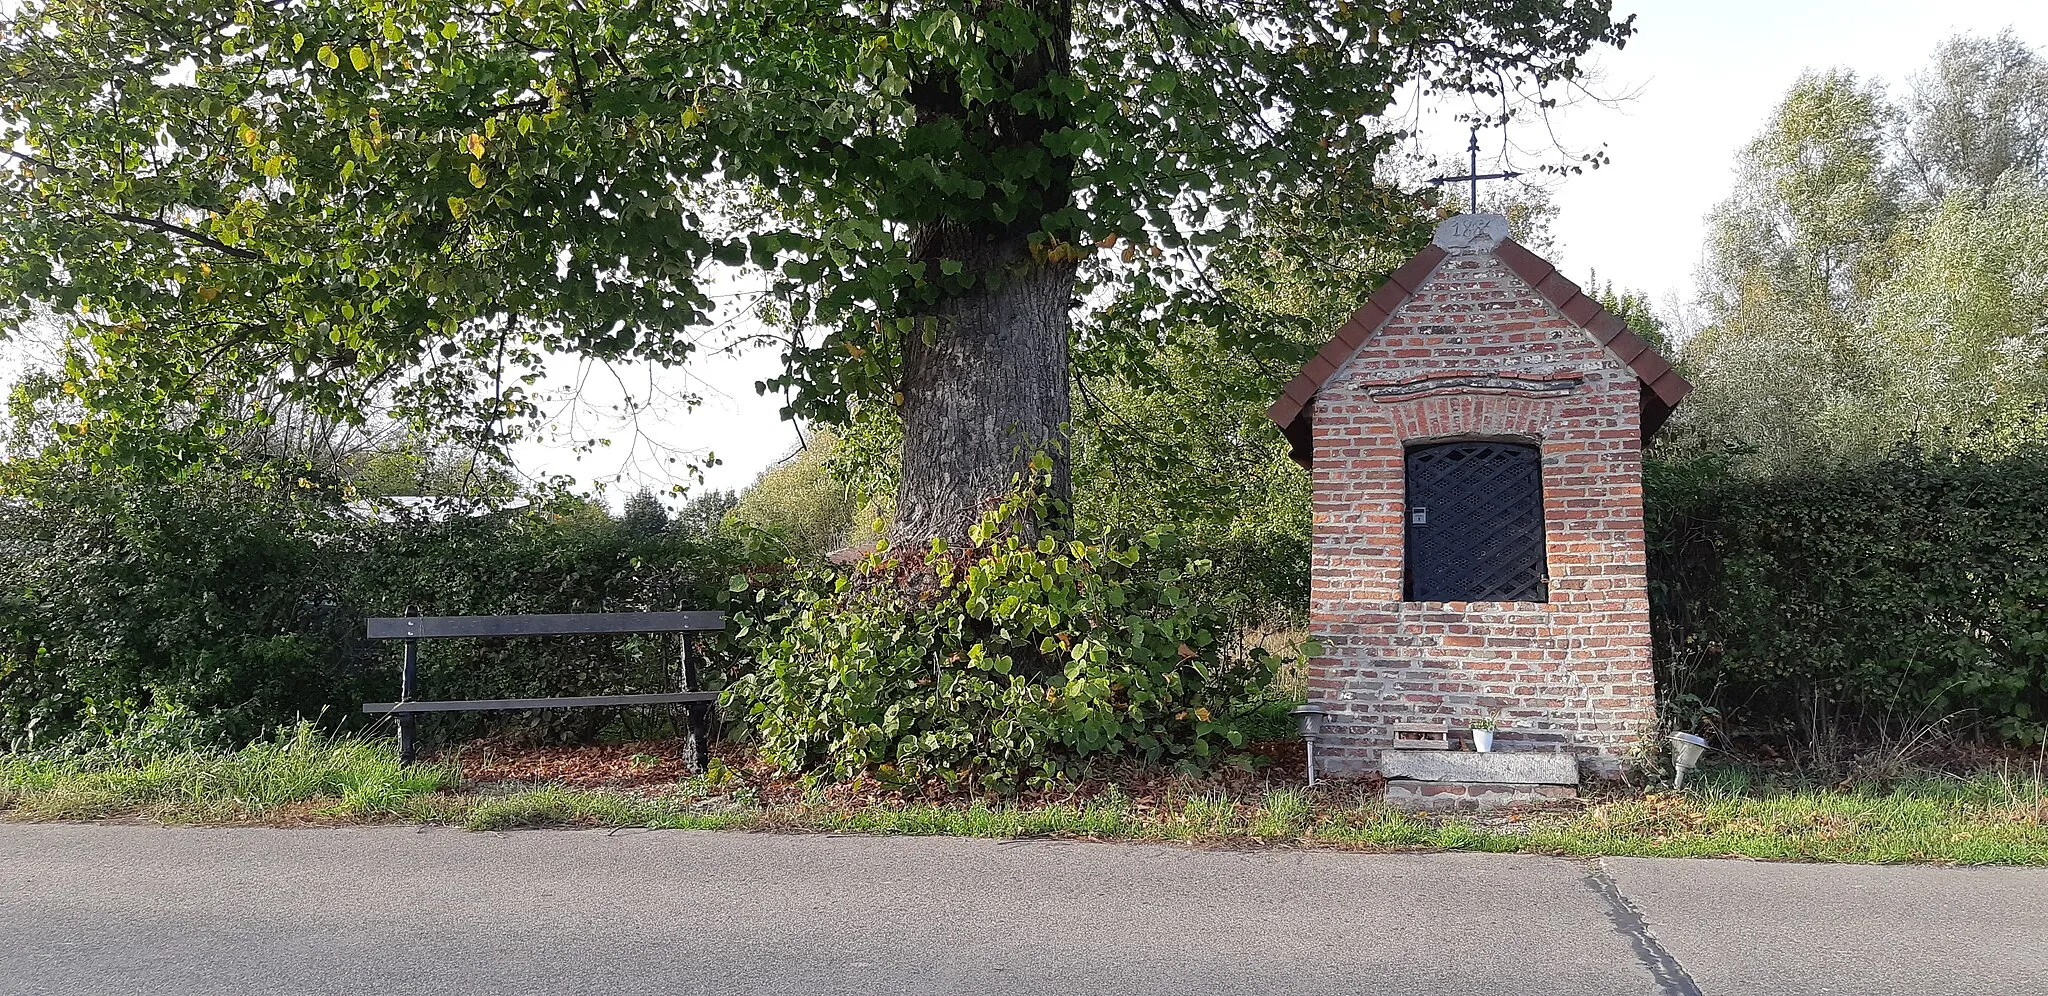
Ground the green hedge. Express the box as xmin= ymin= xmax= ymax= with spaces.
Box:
xmin=0 ymin=469 xmax=761 ymax=751
xmin=13 ymin=443 xmax=2048 ymax=758
xmin=1646 ymin=445 xmax=2048 ymax=745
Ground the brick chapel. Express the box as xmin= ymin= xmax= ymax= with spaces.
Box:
xmin=1268 ymin=213 xmax=1691 ymax=781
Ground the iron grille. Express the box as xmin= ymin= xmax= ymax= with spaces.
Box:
xmin=1404 ymin=441 xmax=1548 ymax=602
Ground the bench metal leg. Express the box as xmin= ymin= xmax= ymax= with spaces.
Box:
xmin=678 ymin=629 xmax=711 ymax=774
xmin=397 ymin=636 xmax=419 ymax=766
xmin=398 ymin=614 xmax=420 ymax=766
xmin=685 ymin=702 xmax=713 ymax=774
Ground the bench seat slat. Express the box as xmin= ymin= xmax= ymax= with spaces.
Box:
xmin=366 ymin=612 xmax=724 ymax=640
xmin=362 ymin=692 xmax=717 ymax=714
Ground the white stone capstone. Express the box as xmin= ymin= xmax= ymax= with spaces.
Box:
xmin=1430 ymin=212 xmax=1510 ymax=254
xmin=1379 ymin=749 xmax=1580 ymax=786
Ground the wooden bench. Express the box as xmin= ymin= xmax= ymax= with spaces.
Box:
xmin=361 ymin=610 xmax=725 ymax=770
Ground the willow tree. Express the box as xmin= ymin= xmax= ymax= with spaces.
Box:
xmin=0 ymin=0 xmax=1632 ymax=541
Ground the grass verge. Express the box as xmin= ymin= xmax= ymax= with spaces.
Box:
xmin=0 ymin=725 xmax=458 ymax=823
xmin=5 ymin=729 xmax=2046 ymax=864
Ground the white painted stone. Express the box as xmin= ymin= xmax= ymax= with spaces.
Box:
xmin=1430 ymin=212 xmax=1510 ymax=253
xmin=1379 ymin=749 xmax=1580 ymax=785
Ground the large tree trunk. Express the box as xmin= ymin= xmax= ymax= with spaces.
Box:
xmin=892 ymin=228 xmax=1075 ymax=544
xmin=892 ymin=0 xmax=1075 ymax=545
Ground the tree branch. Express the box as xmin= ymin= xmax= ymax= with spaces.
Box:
xmin=0 ymin=148 xmax=65 ymax=171
xmin=101 ymin=210 xmax=263 ymax=261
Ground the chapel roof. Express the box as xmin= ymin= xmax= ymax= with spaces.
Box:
xmin=1266 ymin=223 xmax=1692 ymax=467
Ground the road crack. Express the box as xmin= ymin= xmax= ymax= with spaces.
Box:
xmin=1581 ymin=858 xmax=1705 ymax=996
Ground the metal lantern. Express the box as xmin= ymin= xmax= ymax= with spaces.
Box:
xmin=1670 ymin=732 xmax=1708 ymax=790
xmin=1290 ymin=705 xmax=1330 ymax=788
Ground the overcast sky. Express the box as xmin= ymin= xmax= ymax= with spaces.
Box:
xmin=10 ymin=1 xmax=2048 ymax=503
xmin=1540 ymin=0 xmax=2048 ymax=303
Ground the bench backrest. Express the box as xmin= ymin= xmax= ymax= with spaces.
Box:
xmin=365 ymin=611 xmax=725 ymax=640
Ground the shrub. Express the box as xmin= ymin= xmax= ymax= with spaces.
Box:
xmin=730 ymin=431 xmax=859 ymax=560
xmin=0 ymin=468 xmax=355 ymax=749
xmin=342 ymin=500 xmax=768 ymax=744
xmin=0 ymin=465 xmax=765 ymax=751
xmin=722 ymin=471 xmax=1291 ymax=792
xmin=1647 ymin=444 xmax=2048 ymax=747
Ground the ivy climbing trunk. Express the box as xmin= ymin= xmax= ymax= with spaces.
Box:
xmin=891 ymin=0 xmax=1076 ymax=545
xmin=893 ymin=230 xmax=1075 ymax=544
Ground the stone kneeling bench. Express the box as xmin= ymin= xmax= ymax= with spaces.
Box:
xmin=1381 ymin=750 xmax=1579 ymax=811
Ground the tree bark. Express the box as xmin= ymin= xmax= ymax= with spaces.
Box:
xmin=892 ymin=228 xmax=1075 ymax=544
xmin=890 ymin=0 xmax=1076 ymax=545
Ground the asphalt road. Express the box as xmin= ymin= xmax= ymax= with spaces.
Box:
xmin=2 ymin=825 xmax=2041 ymax=996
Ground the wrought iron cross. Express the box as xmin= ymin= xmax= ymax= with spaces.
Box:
xmin=1428 ymin=126 xmax=1522 ymax=214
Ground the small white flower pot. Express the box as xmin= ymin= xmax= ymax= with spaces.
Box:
xmin=1471 ymin=729 xmax=1495 ymax=753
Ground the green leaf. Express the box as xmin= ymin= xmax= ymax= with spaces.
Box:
xmin=348 ymin=46 xmax=370 ymax=72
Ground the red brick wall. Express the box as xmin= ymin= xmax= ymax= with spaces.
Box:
xmin=1307 ymin=247 xmax=1655 ymax=777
